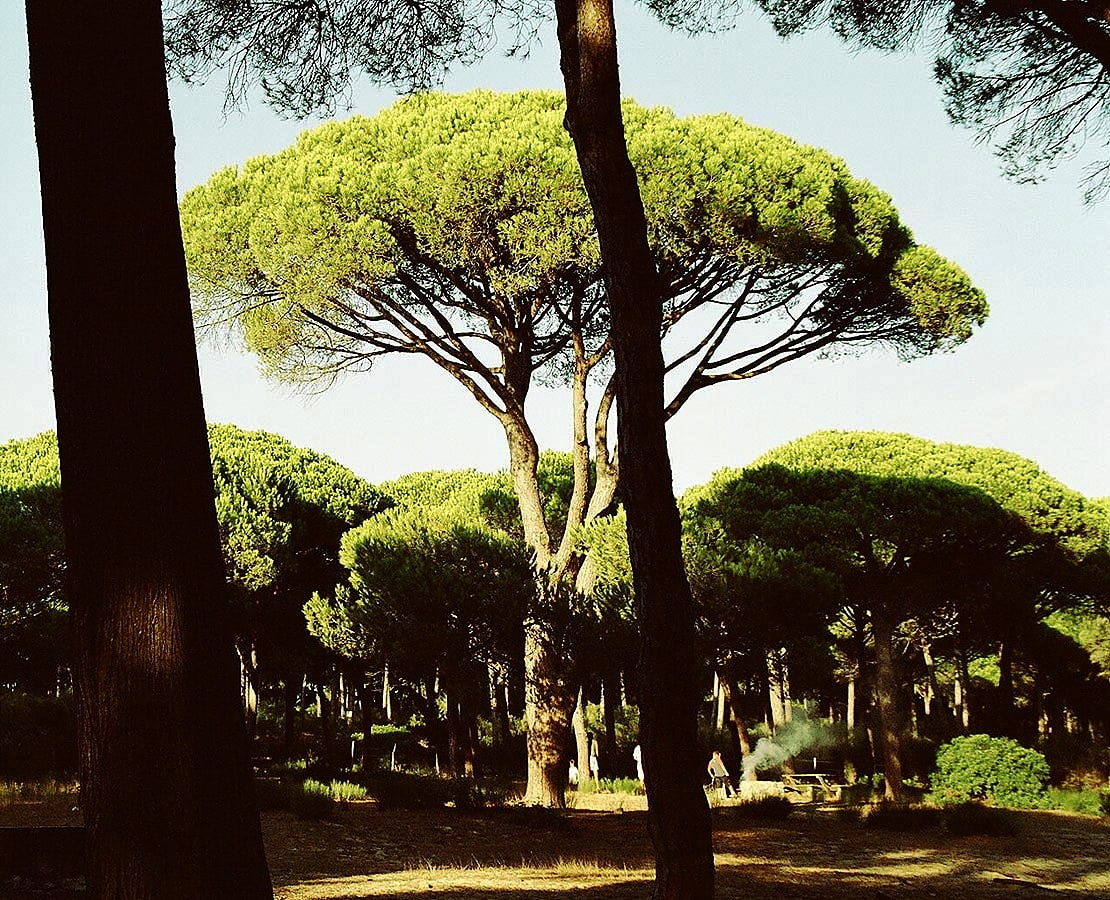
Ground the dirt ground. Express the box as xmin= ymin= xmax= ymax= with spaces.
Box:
xmin=5 ymin=792 xmax=1110 ymax=898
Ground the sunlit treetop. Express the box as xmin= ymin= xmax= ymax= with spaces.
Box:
xmin=182 ymin=90 xmax=987 ymax=418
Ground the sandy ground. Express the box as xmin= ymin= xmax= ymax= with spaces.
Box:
xmin=4 ymin=791 xmax=1110 ymax=898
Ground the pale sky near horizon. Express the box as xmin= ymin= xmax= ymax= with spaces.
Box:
xmin=3 ymin=3 xmax=1108 ymax=499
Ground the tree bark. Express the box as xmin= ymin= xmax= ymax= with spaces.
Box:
xmin=24 ymin=0 xmax=272 ymax=895
xmin=870 ymin=609 xmax=905 ymax=802
xmin=555 ymin=0 xmax=714 ymax=894
xmin=572 ymin=686 xmax=590 ymax=779
xmin=523 ymin=624 xmax=576 ymax=806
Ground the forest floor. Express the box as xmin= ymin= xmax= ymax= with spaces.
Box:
xmin=4 ymin=791 xmax=1110 ymax=898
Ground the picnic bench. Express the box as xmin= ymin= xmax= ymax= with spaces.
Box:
xmin=781 ymin=772 xmax=844 ymax=803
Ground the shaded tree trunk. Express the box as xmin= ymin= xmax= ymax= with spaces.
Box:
xmin=555 ymin=0 xmax=714 ymax=893
xmin=870 ymin=609 xmax=905 ymax=802
xmin=572 ymin=686 xmax=590 ymax=779
xmin=25 ymin=0 xmax=272 ymax=895
xmin=282 ymin=678 xmax=300 ymax=758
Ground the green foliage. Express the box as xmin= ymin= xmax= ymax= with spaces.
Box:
xmin=328 ymin=779 xmax=368 ymax=804
xmin=1100 ymin=791 xmax=1110 ymax=817
xmin=0 ymin=433 xmax=66 ymax=691
xmin=754 ymin=431 xmax=1108 ymax=562
xmin=290 ymin=779 xmax=336 ymax=819
xmin=365 ymin=771 xmax=477 ymax=809
xmin=942 ymin=802 xmax=1018 ymax=836
xmin=182 ymin=90 xmax=985 ymax=396
xmin=308 ymin=502 xmax=531 ymax=681
xmin=575 ymin=777 xmax=643 ymax=796
xmin=928 ymin=735 xmax=1050 ymax=809
xmin=1045 ymin=788 xmax=1104 ymax=817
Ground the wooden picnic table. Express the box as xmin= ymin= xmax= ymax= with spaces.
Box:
xmin=781 ymin=772 xmax=844 ymax=803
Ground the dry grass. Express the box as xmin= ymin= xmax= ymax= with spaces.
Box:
xmin=5 ymin=789 xmax=1110 ymax=898
xmin=264 ymin=795 xmax=1110 ymax=900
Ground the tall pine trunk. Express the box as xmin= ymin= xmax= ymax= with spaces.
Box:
xmin=870 ymin=608 xmax=905 ymax=802
xmin=24 ymin=0 xmax=272 ymax=895
xmin=555 ymin=0 xmax=714 ymax=893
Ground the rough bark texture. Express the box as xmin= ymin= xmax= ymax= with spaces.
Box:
xmin=554 ymin=0 xmax=714 ymax=893
xmin=25 ymin=1 xmax=273 ymax=895
xmin=523 ymin=626 xmax=576 ymax=806
xmin=871 ymin=609 xmax=905 ymax=802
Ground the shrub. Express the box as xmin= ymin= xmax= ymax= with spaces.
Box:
xmin=1099 ymin=790 xmax=1110 ymax=817
xmin=330 ymin=780 xmax=368 ymax=805
xmin=1045 ymin=787 xmax=1102 ymax=817
xmin=943 ymin=802 xmax=1017 ymax=836
xmin=858 ymin=803 xmax=940 ymax=831
xmin=928 ymin=735 xmax=1049 ymax=809
xmin=290 ymin=779 xmax=335 ymax=819
xmin=253 ymin=778 xmax=290 ymax=811
xmin=728 ymin=796 xmax=793 ymax=820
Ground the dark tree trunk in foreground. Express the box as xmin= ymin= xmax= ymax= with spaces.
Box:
xmin=25 ymin=1 xmax=273 ymax=896
xmin=555 ymin=0 xmax=715 ymax=894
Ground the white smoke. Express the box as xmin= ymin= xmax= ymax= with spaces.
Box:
xmin=742 ymin=708 xmax=836 ymax=779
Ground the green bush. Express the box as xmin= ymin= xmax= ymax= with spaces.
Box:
xmin=943 ymin=802 xmax=1017 ymax=836
xmin=928 ymin=735 xmax=1049 ymax=809
xmin=1099 ymin=790 xmax=1110 ymax=817
xmin=329 ymin=780 xmax=368 ymax=805
xmin=1045 ymin=787 xmax=1102 ymax=817
xmin=858 ymin=803 xmax=940 ymax=831
xmin=290 ymin=779 xmax=336 ymax=819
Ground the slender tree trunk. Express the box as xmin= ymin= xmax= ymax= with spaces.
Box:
xmin=847 ymin=677 xmax=857 ymax=730
xmin=870 ymin=609 xmax=905 ymax=802
xmin=282 ymin=678 xmax=299 ymax=757
xmin=445 ymin=686 xmax=464 ymax=776
xmin=955 ymin=650 xmax=971 ymax=731
xmin=555 ymin=0 xmax=714 ymax=894
xmin=25 ymin=1 xmax=272 ymax=895
xmin=572 ymin=686 xmax=590 ymax=779
xmin=721 ymin=679 xmax=756 ymax=779
xmin=601 ymin=671 xmax=619 ymax=754
xmin=997 ymin=640 xmax=1016 ymax=736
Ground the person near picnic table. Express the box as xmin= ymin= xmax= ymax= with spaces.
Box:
xmin=707 ymin=750 xmax=735 ymax=797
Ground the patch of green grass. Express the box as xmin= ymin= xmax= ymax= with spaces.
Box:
xmin=290 ymin=779 xmax=336 ymax=819
xmin=1046 ymin=787 xmax=1103 ymax=817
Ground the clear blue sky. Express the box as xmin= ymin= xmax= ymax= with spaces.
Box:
xmin=3 ymin=3 xmax=1108 ymax=497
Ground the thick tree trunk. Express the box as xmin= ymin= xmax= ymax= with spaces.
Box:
xmin=523 ymin=624 xmax=577 ymax=805
xmin=870 ymin=609 xmax=905 ymax=802
xmin=555 ymin=0 xmax=714 ymax=894
xmin=24 ymin=1 xmax=272 ymax=895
